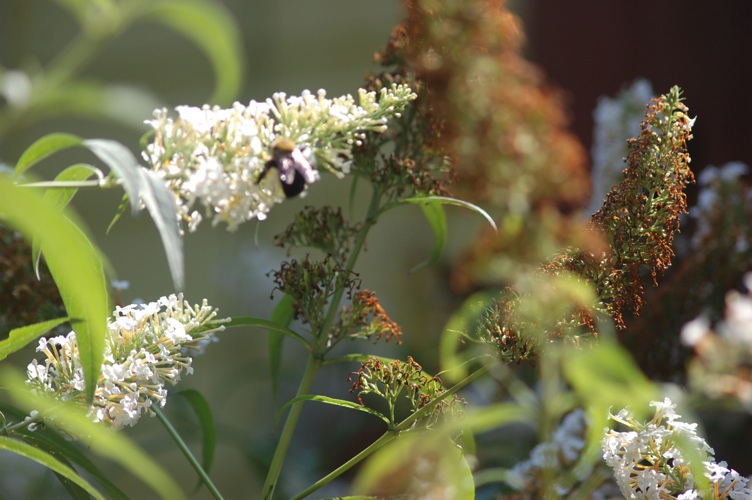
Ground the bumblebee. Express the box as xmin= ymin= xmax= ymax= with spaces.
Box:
xmin=258 ymin=138 xmax=319 ymax=198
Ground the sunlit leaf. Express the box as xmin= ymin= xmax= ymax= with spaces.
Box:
xmin=0 ymin=176 xmax=109 ymax=404
xmin=33 ymin=163 xmax=101 ymax=277
xmin=0 ymin=318 xmax=69 ymax=362
xmin=0 ymin=436 xmax=104 ymax=500
xmin=14 ymin=133 xmax=84 ymax=179
xmin=352 ymin=432 xmax=474 ymax=499
xmin=439 ymin=291 xmax=495 ymax=383
xmin=1 ymin=368 xmax=185 ymax=500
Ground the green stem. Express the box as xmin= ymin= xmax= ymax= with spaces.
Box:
xmin=261 ymin=356 xmax=321 ymax=499
xmin=293 ymin=361 xmax=493 ymax=498
xmin=291 ymin=429 xmax=401 ymax=500
xmin=153 ymin=406 xmax=223 ymax=500
xmin=261 ymin=184 xmax=383 ymax=499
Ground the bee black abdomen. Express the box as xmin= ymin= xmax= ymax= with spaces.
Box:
xmin=281 ymin=171 xmax=307 ymax=198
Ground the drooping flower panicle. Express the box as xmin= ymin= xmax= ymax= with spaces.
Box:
xmin=602 ymin=398 xmax=751 ymax=499
xmin=26 ymin=294 xmax=225 ymax=429
xmin=142 ymin=84 xmax=416 ymax=231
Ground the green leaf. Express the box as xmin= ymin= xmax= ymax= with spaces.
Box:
xmin=393 ymin=195 xmax=497 ymax=231
xmin=0 ymin=317 xmax=69 ymax=362
xmin=13 ymin=133 xmax=84 ymax=179
xmin=352 ymin=432 xmax=474 ymax=499
xmin=562 ymin=340 xmax=658 ymax=455
xmin=173 ymin=389 xmax=216 ymax=491
xmin=0 ymin=175 xmax=109 ymax=404
xmin=411 ymin=201 xmax=446 ymax=272
xmin=222 ymin=316 xmax=310 ymax=350
xmin=439 ymin=291 xmax=495 ymax=383
xmin=83 ymin=139 xmax=184 ymax=290
xmin=1 ymin=368 xmax=185 ymax=500
xmin=33 ymin=164 xmax=101 ymax=277
xmin=0 ymin=436 xmax=105 ymax=500
xmin=138 ymin=0 xmax=244 ymax=105
xmin=268 ymin=294 xmax=295 ymax=399
xmin=276 ymin=395 xmax=389 ymax=426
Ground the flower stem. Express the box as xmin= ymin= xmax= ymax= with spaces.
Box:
xmin=291 ymin=429 xmax=401 ymax=500
xmin=261 ymin=184 xmax=383 ymax=499
xmin=153 ymin=405 xmax=224 ymax=500
xmin=292 ymin=361 xmax=493 ymax=498
xmin=260 ymin=356 xmax=322 ymax=499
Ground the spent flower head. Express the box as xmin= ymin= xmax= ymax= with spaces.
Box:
xmin=602 ymin=398 xmax=751 ymax=499
xmin=26 ymin=294 xmax=225 ymax=429
xmin=142 ymin=84 xmax=416 ymax=231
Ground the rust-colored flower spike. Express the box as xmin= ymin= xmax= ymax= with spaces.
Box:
xmin=334 ymin=290 xmax=402 ymax=344
xmin=546 ymin=86 xmax=695 ymax=330
xmin=400 ymin=0 xmax=590 ymax=214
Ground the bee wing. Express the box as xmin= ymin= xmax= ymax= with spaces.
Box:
xmin=291 ymin=149 xmax=320 ymax=184
xmin=276 ymin=156 xmax=297 ymax=185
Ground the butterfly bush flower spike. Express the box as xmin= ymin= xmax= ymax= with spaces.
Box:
xmin=26 ymin=294 xmax=226 ymax=429
xmin=602 ymin=398 xmax=751 ymax=499
xmin=143 ymin=84 xmax=416 ymax=231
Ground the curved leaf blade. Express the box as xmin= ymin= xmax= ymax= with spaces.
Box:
xmin=13 ymin=133 xmax=84 ymax=179
xmin=83 ymin=139 xmax=184 ymax=290
xmin=139 ymin=0 xmax=244 ymax=105
xmin=0 ymin=175 xmax=109 ymax=404
xmin=2 ymin=368 xmax=185 ymax=500
xmin=0 ymin=436 xmax=105 ymax=500
xmin=223 ymin=316 xmax=310 ymax=350
xmin=395 ymin=196 xmax=497 ymax=231
xmin=275 ymin=394 xmax=389 ymax=426
xmin=0 ymin=317 xmax=69 ymax=362
xmin=33 ymin=164 xmax=101 ymax=277
xmin=411 ymin=200 xmax=446 ymax=272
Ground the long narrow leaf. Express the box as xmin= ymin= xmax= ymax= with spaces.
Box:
xmin=83 ymin=139 xmax=184 ymax=290
xmin=138 ymin=0 xmax=244 ymax=105
xmin=394 ymin=196 xmax=497 ymax=231
xmin=0 ymin=318 xmax=69 ymax=362
xmin=0 ymin=176 xmax=109 ymax=404
xmin=223 ymin=316 xmax=310 ymax=350
xmin=33 ymin=164 xmax=101 ymax=277
xmin=268 ymin=294 xmax=295 ymax=399
xmin=0 ymin=436 xmax=104 ymax=500
xmin=173 ymin=389 xmax=216 ymax=491
xmin=411 ymin=201 xmax=447 ymax=272
xmin=13 ymin=133 xmax=84 ymax=179
xmin=2 ymin=368 xmax=185 ymax=500
xmin=275 ymin=395 xmax=389 ymax=426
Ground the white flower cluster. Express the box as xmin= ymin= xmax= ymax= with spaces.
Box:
xmin=26 ymin=294 xmax=225 ymax=429
xmin=586 ymin=79 xmax=654 ymax=217
xmin=505 ymin=408 xmax=619 ymax=498
xmin=682 ymin=274 xmax=752 ymax=408
xmin=603 ymin=398 xmax=751 ymax=499
xmin=143 ymin=84 xmax=416 ymax=231
xmin=689 ymin=161 xmax=751 ymax=251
